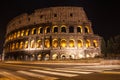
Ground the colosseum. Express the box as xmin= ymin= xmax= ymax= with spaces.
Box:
xmin=4 ymin=6 xmax=101 ymax=61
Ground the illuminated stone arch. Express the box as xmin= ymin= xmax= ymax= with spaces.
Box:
xmin=10 ymin=34 xmax=12 ymax=40
xmin=16 ymin=42 xmax=19 ymax=49
xmin=36 ymin=40 xmax=42 ymax=48
xmin=69 ymin=39 xmax=75 ymax=47
xmin=20 ymin=41 xmax=24 ymax=49
xmin=61 ymin=54 xmax=66 ymax=59
xmin=9 ymin=35 xmax=11 ymax=40
xmin=60 ymin=39 xmax=67 ymax=48
xmin=30 ymin=40 xmax=35 ymax=48
xmin=11 ymin=34 xmax=13 ymax=40
xmin=44 ymin=54 xmax=50 ymax=60
xmin=24 ymin=41 xmax=28 ymax=48
xmin=12 ymin=43 xmax=15 ymax=50
xmin=38 ymin=27 xmax=43 ymax=34
xmin=52 ymin=54 xmax=58 ymax=60
xmin=77 ymin=26 xmax=82 ymax=33
xmin=77 ymin=39 xmax=83 ymax=48
xmin=61 ymin=25 xmax=66 ymax=33
xmin=93 ymin=40 xmax=98 ymax=47
xmin=78 ymin=53 xmax=85 ymax=58
xmin=86 ymin=53 xmax=91 ymax=58
xmin=45 ymin=26 xmax=50 ymax=33
xmin=45 ymin=39 xmax=50 ymax=48
xmin=31 ymin=28 xmax=36 ymax=35
xmin=17 ymin=31 xmax=21 ymax=38
xmin=25 ymin=29 xmax=30 ymax=36
xmin=52 ymin=26 xmax=58 ymax=33
xmin=37 ymin=27 xmax=40 ymax=34
xmin=86 ymin=39 xmax=91 ymax=48
xmin=10 ymin=34 xmax=13 ymax=40
xmin=21 ymin=30 xmax=25 ymax=36
xmin=52 ymin=39 xmax=58 ymax=48
xmin=37 ymin=54 xmax=42 ymax=60
xmin=85 ymin=26 xmax=90 ymax=33
xmin=13 ymin=32 xmax=17 ymax=39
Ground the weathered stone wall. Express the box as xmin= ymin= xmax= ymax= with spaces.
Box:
xmin=7 ymin=7 xmax=89 ymax=34
xmin=4 ymin=7 xmax=101 ymax=60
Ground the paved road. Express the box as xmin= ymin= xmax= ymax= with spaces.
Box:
xmin=0 ymin=62 xmax=120 ymax=80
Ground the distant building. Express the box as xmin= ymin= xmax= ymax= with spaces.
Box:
xmin=4 ymin=7 xmax=101 ymax=61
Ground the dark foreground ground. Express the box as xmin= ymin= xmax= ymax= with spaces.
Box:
xmin=0 ymin=60 xmax=120 ymax=80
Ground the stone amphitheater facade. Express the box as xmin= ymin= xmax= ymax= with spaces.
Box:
xmin=4 ymin=6 xmax=101 ymax=61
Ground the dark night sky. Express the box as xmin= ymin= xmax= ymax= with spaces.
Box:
xmin=0 ymin=0 xmax=120 ymax=54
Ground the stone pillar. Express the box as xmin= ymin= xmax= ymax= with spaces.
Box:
xmin=2 ymin=51 xmax=5 ymax=61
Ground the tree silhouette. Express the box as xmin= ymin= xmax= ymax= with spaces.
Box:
xmin=101 ymin=37 xmax=107 ymax=57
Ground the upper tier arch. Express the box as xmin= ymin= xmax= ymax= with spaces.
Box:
xmin=6 ymin=6 xmax=89 ymax=34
